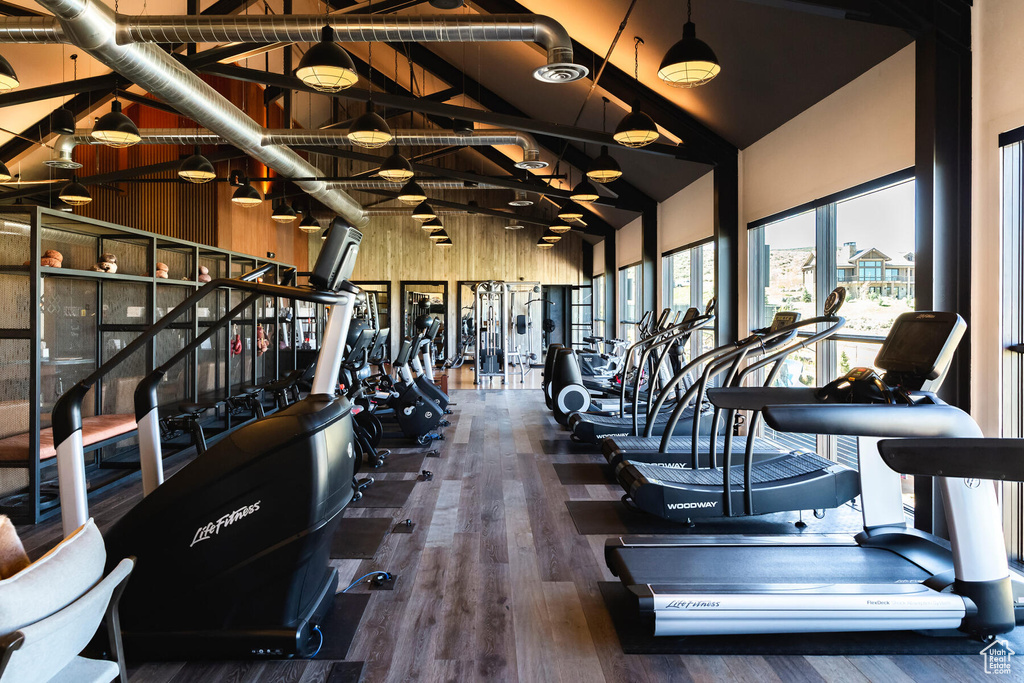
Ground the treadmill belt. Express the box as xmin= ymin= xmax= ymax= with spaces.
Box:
xmin=330 ymin=517 xmax=391 ymax=559
xmin=598 ymin=582 xmax=1024 ymax=655
xmin=565 ymin=500 xmax=863 ymax=536
xmin=553 ymin=463 xmax=618 ymax=485
xmin=633 ymin=452 xmax=838 ymax=486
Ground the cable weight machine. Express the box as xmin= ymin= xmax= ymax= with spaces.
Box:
xmin=473 ymin=281 xmax=509 ymax=384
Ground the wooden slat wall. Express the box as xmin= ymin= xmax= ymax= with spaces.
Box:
xmin=309 ymin=203 xmax=584 ymax=358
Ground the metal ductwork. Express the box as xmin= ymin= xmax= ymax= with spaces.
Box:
xmin=337 ymin=180 xmax=506 ymax=190
xmin=28 ymin=0 xmax=369 ymax=227
xmin=0 ymin=13 xmax=588 ymax=83
xmin=49 ymin=128 xmax=549 ymax=170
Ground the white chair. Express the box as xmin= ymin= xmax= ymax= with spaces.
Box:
xmin=0 ymin=519 xmax=133 ymax=683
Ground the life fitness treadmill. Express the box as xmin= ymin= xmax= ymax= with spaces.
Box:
xmin=51 ymin=219 xmax=364 ymax=659
xmin=605 ymin=311 xmax=1023 ymax=639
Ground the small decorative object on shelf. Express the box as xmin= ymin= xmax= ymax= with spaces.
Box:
xmin=40 ymin=250 xmax=63 ymax=268
xmin=90 ymin=252 xmax=117 ymax=273
xmin=197 ymin=265 xmax=212 ymax=283
xmin=155 ymin=261 xmax=169 ymax=279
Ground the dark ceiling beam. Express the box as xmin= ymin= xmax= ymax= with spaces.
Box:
xmin=348 ymin=145 xmax=463 ymax=179
xmin=731 ymin=0 xmax=904 ymax=23
xmin=469 ymin=0 xmax=738 ymax=161
xmin=0 ymin=149 xmax=248 ymax=202
xmin=332 ymin=0 xmax=427 ymax=13
xmin=0 ymin=74 xmax=123 ymax=109
xmin=117 ymin=91 xmax=192 ymax=118
xmin=194 ymin=62 xmax=703 ymax=163
xmin=0 ymin=0 xmax=44 ymax=16
xmin=188 ymin=42 xmax=279 ymax=68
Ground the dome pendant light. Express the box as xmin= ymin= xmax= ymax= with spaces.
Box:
xmin=542 ymin=231 xmax=561 ymax=244
xmin=0 ymin=53 xmax=19 ymax=93
xmin=52 ymin=54 xmax=78 ymax=136
xmin=295 ymin=26 xmax=359 ymax=92
xmin=377 ymin=147 xmax=414 ymax=182
xmin=557 ymin=201 xmax=584 ymax=222
xmin=550 ymin=224 xmax=572 ymax=234
xmin=348 ymin=103 xmax=393 ymax=149
xmin=421 ymin=217 xmax=444 ymax=232
xmin=411 ymin=201 xmax=436 ymax=222
xmin=299 ymin=213 xmax=321 ymax=232
xmin=91 ymin=98 xmax=141 ymax=148
xmin=435 ymin=237 xmax=453 ymax=248
xmin=178 ymin=146 xmax=216 ymax=184
xmin=614 ymin=38 xmax=660 ymax=148
xmin=231 ymin=177 xmax=262 ymax=208
xmin=429 ymin=228 xmax=449 ymax=242
xmin=397 ymin=179 xmax=427 ymax=205
xmin=570 ymin=177 xmax=599 ymax=204
xmin=658 ymin=0 xmax=721 ymax=88
xmin=59 ymin=175 xmax=92 ymax=206
xmin=271 ymin=199 xmax=298 ymax=223
xmin=537 ymin=238 xmax=554 ymax=250
xmin=587 ymin=145 xmax=622 ymax=184
xmin=0 ymin=161 xmax=11 ymax=183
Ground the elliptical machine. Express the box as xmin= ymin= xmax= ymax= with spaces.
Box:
xmin=51 ymin=219 xmax=365 ymax=660
xmin=411 ymin=316 xmax=452 ymax=412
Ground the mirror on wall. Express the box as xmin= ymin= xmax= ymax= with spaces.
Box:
xmin=456 ymin=281 xmax=478 ymax=365
xmin=353 ymin=281 xmax=391 ymax=330
xmin=400 ymin=280 xmax=448 ymax=362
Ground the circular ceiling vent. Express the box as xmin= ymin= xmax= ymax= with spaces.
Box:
xmin=533 ymin=63 xmax=590 ymax=84
xmin=508 ymin=191 xmax=533 ymax=207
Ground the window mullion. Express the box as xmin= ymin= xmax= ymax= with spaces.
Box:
xmin=816 ymin=202 xmax=838 ymax=458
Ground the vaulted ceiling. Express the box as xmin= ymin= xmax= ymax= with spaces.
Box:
xmin=0 ymin=0 xmax=913 ymax=236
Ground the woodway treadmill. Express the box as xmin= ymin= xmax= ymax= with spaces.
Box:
xmin=605 ymin=312 xmax=1023 ymax=639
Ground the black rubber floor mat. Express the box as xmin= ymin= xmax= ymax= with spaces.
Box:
xmin=565 ymin=500 xmax=864 ymax=536
xmin=313 ymin=593 xmax=371 ymax=660
xmin=349 ymin=479 xmax=417 ymax=508
xmin=553 ymin=463 xmax=617 ymax=485
xmin=326 ymin=662 xmax=364 ymax=682
xmin=330 ymin=517 xmax=391 ymax=559
xmin=598 ymin=582 xmax=1024 ymax=655
xmin=377 ymin=450 xmax=426 ymax=473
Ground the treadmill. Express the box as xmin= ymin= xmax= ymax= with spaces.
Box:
xmin=605 ymin=311 xmax=1022 ymax=639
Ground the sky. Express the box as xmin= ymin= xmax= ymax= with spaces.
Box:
xmin=763 ymin=179 xmax=916 ymax=256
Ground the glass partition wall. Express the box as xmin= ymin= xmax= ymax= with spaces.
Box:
xmin=400 ymin=281 xmax=448 ymax=362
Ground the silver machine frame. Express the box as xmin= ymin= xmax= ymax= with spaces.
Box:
xmin=473 ymin=281 xmax=509 ymax=384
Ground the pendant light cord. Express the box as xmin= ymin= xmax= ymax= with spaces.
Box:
xmin=633 ymin=36 xmax=643 ymax=81
xmin=687 ymin=0 xmax=693 ymax=23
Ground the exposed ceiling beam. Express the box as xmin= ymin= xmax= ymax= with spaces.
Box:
xmin=0 ymin=74 xmax=123 ymax=109
xmin=0 ymin=1 xmax=44 ymax=17
xmin=117 ymin=91 xmax=193 ymax=118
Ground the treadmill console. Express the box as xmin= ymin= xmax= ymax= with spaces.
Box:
xmin=770 ymin=311 xmax=800 ymax=332
xmin=310 ymin=217 xmax=362 ymax=292
xmin=874 ymin=311 xmax=966 ymax=390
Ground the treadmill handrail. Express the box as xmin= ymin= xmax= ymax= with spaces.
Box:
xmin=762 ymin=402 xmax=984 ymax=438
xmin=618 ymin=309 xmax=698 ymax=414
xmin=878 ymin=438 xmax=1024 ymax=480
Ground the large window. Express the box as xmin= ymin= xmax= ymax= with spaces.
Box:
xmin=749 ymin=171 xmax=915 ymax=505
xmin=593 ymin=274 xmax=606 ymax=339
xmin=663 ymin=240 xmax=716 ymax=360
xmin=619 ymin=263 xmax=641 ymax=344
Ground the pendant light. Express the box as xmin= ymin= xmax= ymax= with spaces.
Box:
xmin=550 ymin=224 xmax=572 ymax=234
xmin=295 ymin=26 xmax=358 ymax=92
xmin=299 ymin=213 xmax=321 ymax=232
xmin=435 ymin=237 xmax=453 ymax=248
xmin=347 ymin=41 xmax=392 ymax=148
xmin=0 ymin=161 xmax=11 ymax=183
xmin=428 ymin=228 xmax=449 ymax=242
xmin=178 ymin=146 xmax=216 ymax=184
xmin=51 ymin=54 xmax=78 ymax=136
xmin=557 ymin=201 xmax=584 ymax=222
xmin=421 ymin=217 xmax=443 ymax=232
xmin=658 ymin=0 xmax=721 ymax=88
xmin=230 ymin=171 xmax=262 ymax=208
xmin=377 ymin=146 xmax=414 ymax=182
xmin=587 ymin=99 xmax=622 ymax=184
xmin=537 ymin=238 xmax=554 ymax=249
xmin=397 ymin=179 xmax=427 ymax=205
xmin=614 ymin=38 xmax=660 ymax=148
xmin=91 ymin=98 xmax=141 ymax=148
xmin=58 ymin=175 xmax=92 ymax=206
xmin=570 ymin=177 xmax=599 ymax=204
xmin=271 ymin=199 xmax=298 ymax=223
xmin=411 ymin=201 xmax=436 ymax=222
xmin=542 ymin=231 xmax=561 ymax=244
xmin=0 ymin=53 xmax=19 ymax=93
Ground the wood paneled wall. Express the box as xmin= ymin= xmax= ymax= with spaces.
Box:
xmin=309 ymin=208 xmax=584 ymax=358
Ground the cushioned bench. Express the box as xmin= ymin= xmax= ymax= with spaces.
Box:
xmin=0 ymin=415 xmax=138 ymax=463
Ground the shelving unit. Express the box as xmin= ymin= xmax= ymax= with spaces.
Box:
xmin=0 ymin=207 xmax=300 ymax=524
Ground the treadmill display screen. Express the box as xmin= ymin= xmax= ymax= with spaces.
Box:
xmin=875 ymin=313 xmax=961 ymax=379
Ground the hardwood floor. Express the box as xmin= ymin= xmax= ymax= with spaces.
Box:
xmin=18 ymin=387 xmax=993 ymax=682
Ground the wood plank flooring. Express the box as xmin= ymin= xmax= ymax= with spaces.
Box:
xmin=18 ymin=385 xmax=994 ymax=682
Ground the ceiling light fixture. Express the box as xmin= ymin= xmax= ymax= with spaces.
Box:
xmin=51 ymin=54 xmax=78 ymax=135
xmin=58 ymin=175 xmax=91 ymax=206
xmin=504 ymin=222 xmax=525 ymax=230
xmin=587 ymin=99 xmax=622 ymax=184
xmin=411 ymin=201 xmax=436 ymax=222
xmin=271 ymin=199 xmax=298 ymax=223
xmin=550 ymin=224 xmax=572 ymax=234
xmin=435 ymin=237 xmax=453 ymax=247
xmin=178 ymin=145 xmax=216 ymax=184
xmin=295 ymin=26 xmax=359 ymax=92
xmin=0 ymin=53 xmax=19 ymax=93
xmin=91 ymin=99 xmax=141 ymax=148
xmin=299 ymin=213 xmax=321 ymax=232
xmin=348 ymin=102 xmax=393 ymax=149
xmin=429 ymin=228 xmax=449 ymax=242
xmin=421 ymin=217 xmax=444 ymax=232
xmin=537 ymin=238 xmax=553 ymax=249
xmin=377 ymin=147 xmax=414 ymax=182
xmin=509 ymin=190 xmax=533 ymax=207
xmin=570 ymin=177 xmax=599 ymax=203
xmin=397 ymin=179 xmax=427 ymax=205
xmin=542 ymin=231 xmax=561 ymax=243
xmin=557 ymin=201 xmax=584 ymax=222
xmin=614 ymin=38 xmax=660 ymax=148
xmin=659 ymin=0 xmax=721 ymax=88
xmin=0 ymin=161 xmax=11 ymax=183
xmin=231 ymin=176 xmax=263 ymax=208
